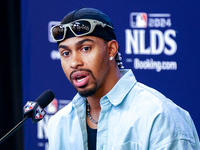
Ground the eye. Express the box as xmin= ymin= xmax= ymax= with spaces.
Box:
xmin=61 ymin=50 xmax=70 ymax=57
xmin=82 ymin=46 xmax=91 ymax=52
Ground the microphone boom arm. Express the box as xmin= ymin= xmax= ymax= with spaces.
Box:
xmin=0 ymin=89 xmax=55 ymax=144
xmin=0 ymin=115 xmax=29 ymax=144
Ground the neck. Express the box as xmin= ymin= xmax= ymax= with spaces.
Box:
xmin=86 ymin=67 xmax=122 ymax=129
xmin=87 ymin=67 xmax=122 ymax=104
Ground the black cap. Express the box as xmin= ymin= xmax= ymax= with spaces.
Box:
xmin=58 ymin=8 xmax=116 ymax=45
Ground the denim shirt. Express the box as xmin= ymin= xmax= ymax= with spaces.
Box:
xmin=48 ymin=69 xmax=200 ymax=150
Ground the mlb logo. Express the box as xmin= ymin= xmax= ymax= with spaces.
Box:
xmin=130 ymin=12 xmax=147 ymax=28
xmin=48 ymin=21 xmax=60 ymax=43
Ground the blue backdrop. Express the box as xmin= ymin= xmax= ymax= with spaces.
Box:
xmin=21 ymin=0 xmax=200 ymax=149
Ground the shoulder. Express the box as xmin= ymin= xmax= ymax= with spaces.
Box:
xmin=48 ymin=101 xmax=73 ymax=127
xmin=131 ymin=82 xmax=180 ymax=113
xmin=132 ymin=82 xmax=190 ymax=126
xmin=48 ymin=101 xmax=75 ymax=142
xmin=131 ymin=82 xmax=199 ymax=148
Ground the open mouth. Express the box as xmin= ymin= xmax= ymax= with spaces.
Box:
xmin=76 ymin=76 xmax=87 ymax=82
xmin=71 ymin=71 xmax=90 ymax=88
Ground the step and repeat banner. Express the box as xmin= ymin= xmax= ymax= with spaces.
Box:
xmin=21 ymin=0 xmax=200 ymax=149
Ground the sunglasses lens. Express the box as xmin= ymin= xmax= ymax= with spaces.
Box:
xmin=52 ymin=25 xmax=65 ymax=41
xmin=71 ymin=21 xmax=91 ymax=35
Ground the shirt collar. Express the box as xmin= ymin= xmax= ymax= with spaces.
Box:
xmin=71 ymin=69 xmax=137 ymax=110
xmin=106 ymin=69 xmax=137 ymax=106
xmin=71 ymin=93 xmax=86 ymax=111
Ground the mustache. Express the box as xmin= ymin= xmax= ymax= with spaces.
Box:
xmin=70 ymin=68 xmax=95 ymax=81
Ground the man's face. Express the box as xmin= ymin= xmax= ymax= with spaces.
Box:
xmin=58 ymin=36 xmax=111 ymax=97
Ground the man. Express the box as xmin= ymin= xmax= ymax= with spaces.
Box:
xmin=48 ymin=8 xmax=200 ymax=150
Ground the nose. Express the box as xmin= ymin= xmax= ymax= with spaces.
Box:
xmin=70 ymin=53 xmax=84 ymax=69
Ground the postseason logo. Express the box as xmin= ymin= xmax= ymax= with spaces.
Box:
xmin=24 ymin=101 xmax=37 ymax=113
xmin=125 ymin=12 xmax=178 ymax=72
xmin=130 ymin=12 xmax=172 ymax=29
xmin=35 ymin=105 xmax=46 ymax=119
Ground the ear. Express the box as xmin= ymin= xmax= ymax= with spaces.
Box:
xmin=107 ymin=40 xmax=119 ymax=60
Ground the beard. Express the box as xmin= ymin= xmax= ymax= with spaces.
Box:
xmin=70 ymin=69 xmax=98 ymax=97
xmin=77 ymin=81 xmax=98 ymax=97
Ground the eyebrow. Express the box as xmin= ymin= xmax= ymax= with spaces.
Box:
xmin=58 ymin=45 xmax=69 ymax=50
xmin=58 ymin=38 xmax=95 ymax=50
xmin=76 ymin=38 xmax=95 ymax=45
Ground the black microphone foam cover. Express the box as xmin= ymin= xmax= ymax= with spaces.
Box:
xmin=35 ymin=89 xmax=55 ymax=108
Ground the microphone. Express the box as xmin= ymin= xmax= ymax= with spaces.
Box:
xmin=24 ymin=89 xmax=55 ymax=124
xmin=0 ymin=89 xmax=55 ymax=144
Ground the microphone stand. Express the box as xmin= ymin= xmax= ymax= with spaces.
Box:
xmin=0 ymin=90 xmax=55 ymax=144
xmin=0 ymin=115 xmax=29 ymax=144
